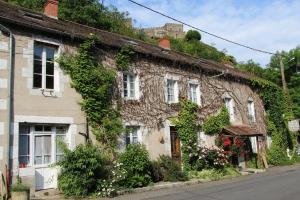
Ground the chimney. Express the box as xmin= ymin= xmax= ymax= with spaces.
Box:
xmin=44 ymin=0 xmax=58 ymax=19
xmin=158 ymin=38 xmax=170 ymax=50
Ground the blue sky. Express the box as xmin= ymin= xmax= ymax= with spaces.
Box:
xmin=107 ymin=0 xmax=300 ymax=67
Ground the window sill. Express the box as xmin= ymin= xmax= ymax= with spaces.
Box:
xmin=31 ymin=88 xmax=58 ymax=97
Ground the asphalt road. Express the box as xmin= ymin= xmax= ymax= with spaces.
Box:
xmin=115 ymin=164 xmax=300 ymax=200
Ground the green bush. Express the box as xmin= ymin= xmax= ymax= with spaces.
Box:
xmin=57 ymin=143 xmax=110 ymax=197
xmin=150 ymin=160 xmax=164 ymax=182
xmin=185 ymin=30 xmax=201 ymax=41
xmin=157 ymin=155 xmax=188 ymax=182
xmin=118 ymin=144 xmax=152 ymax=188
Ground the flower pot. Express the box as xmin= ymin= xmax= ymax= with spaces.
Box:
xmin=11 ymin=191 xmax=29 ymax=200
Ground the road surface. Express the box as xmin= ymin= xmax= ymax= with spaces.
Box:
xmin=115 ymin=164 xmax=300 ymax=200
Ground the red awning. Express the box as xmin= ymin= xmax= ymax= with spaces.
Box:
xmin=223 ymin=125 xmax=264 ymax=136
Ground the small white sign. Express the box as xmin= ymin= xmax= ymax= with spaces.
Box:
xmin=288 ymin=119 xmax=300 ymax=132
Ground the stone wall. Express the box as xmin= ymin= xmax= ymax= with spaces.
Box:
xmin=142 ymin=23 xmax=185 ymax=39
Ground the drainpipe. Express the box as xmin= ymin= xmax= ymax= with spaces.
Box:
xmin=0 ymin=23 xmax=14 ymax=193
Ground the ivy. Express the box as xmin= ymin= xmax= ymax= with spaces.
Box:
xmin=203 ymin=106 xmax=230 ymax=136
xmin=250 ymin=77 xmax=296 ymax=165
xmin=172 ymin=99 xmax=199 ymax=171
xmin=115 ymin=45 xmax=135 ymax=71
xmin=58 ymin=36 xmax=123 ymax=149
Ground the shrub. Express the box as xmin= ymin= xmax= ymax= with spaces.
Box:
xmin=189 ymin=146 xmax=228 ymax=171
xmin=185 ymin=30 xmax=201 ymax=41
xmin=118 ymin=144 xmax=152 ymax=188
xmin=57 ymin=143 xmax=110 ymax=197
xmin=150 ymin=160 xmax=163 ymax=182
xmin=157 ymin=155 xmax=188 ymax=182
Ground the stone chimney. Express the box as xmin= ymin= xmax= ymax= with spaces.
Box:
xmin=44 ymin=0 xmax=58 ymax=18
xmin=158 ymin=38 xmax=171 ymax=50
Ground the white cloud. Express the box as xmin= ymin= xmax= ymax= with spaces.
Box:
xmin=109 ymin=0 xmax=300 ymax=67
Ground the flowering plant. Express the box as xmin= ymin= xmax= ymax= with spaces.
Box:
xmin=189 ymin=145 xmax=229 ymax=170
xmin=96 ymin=162 xmax=127 ymax=197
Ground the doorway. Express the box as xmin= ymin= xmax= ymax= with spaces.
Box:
xmin=170 ymin=127 xmax=181 ymax=162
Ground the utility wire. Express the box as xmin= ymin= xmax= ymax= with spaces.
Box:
xmin=128 ymin=0 xmax=276 ymax=55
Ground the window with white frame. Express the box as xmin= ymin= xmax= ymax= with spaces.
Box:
xmin=19 ymin=124 xmax=68 ymax=167
xmin=124 ymin=126 xmax=140 ymax=146
xmin=166 ymin=79 xmax=178 ymax=103
xmin=33 ymin=43 xmax=57 ymax=90
xmin=224 ymin=97 xmax=235 ymax=122
xmin=123 ymin=74 xmax=138 ymax=99
xmin=189 ymin=83 xmax=201 ymax=105
xmin=247 ymin=99 xmax=256 ymax=123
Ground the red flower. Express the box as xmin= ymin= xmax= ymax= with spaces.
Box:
xmin=223 ymin=138 xmax=231 ymax=146
xmin=235 ymin=138 xmax=243 ymax=147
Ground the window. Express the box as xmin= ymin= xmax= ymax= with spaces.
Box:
xmin=166 ymin=79 xmax=178 ymax=103
xmin=123 ymin=74 xmax=138 ymax=99
xmin=247 ymin=99 xmax=256 ymax=123
xmin=189 ymin=83 xmax=201 ymax=105
xmin=33 ymin=43 xmax=57 ymax=90
xmin=224 ymin=97 xmax=235 ymax=122
xmin=19 ymin=125 xmax=30 ymax=167
xmin=125 ymin=126 xmax=139 ymax=146
xmin=56 ymin=126 xmax=67 ymax=161
xmin=18 ymin=124 xmax=67 ymax=167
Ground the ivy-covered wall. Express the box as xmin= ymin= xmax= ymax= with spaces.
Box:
xmin=56 ymin=37 xmax=267 ymax=159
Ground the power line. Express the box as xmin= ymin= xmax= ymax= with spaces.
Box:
xmin=128 ymin=0 xmax=276 ymax=55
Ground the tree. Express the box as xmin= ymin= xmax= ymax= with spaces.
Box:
xmin=268 ymin=47 xmax=300 ymax=118
xmin=185 ymin=30 xmax=201 ymax=41
xmin=8 ymin=0 xmax=136 ymax=38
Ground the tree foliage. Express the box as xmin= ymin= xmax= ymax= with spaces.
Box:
xmin=170 ymin=38 xmax=236 ymax=65
xmin=8 ymin=0 xmax=137 ymax=38
xmin=185 ymin=30 xmax=201 ymax=41
xmin=58 ymin=37 xmax=123 ymax=149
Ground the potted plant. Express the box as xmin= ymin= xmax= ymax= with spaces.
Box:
xmin=11 ymin=176 xmax=29 ymax=200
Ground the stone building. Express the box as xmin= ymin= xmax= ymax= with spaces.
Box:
xmin=142 ymin=23 xmax=185 ymax=39
xmin=0 ymin=0 xmax=267 ymax=196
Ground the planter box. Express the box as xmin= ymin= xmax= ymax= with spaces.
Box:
xmin=11 ymin=191 xmax=29 ymax=200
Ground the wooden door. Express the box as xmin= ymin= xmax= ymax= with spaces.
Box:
xmin=170 ymin=127 xmax=181 ymax=162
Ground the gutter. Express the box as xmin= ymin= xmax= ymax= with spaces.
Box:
xmin=0 ymin=23 xmax=14 ymax=192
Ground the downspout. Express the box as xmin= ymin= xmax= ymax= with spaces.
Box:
xmin=0 ymin=23 xmax=14 ymax=193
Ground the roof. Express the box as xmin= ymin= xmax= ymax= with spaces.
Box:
xmin=223 ymin=125 xmax=264 ymax=136
xmin=0 ymin=0 xmax=254 ymax=81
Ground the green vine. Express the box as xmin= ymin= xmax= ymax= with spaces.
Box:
xmin=250 ymin=77 xmax=296 ymax=164
xmin=58 ymin=36 xmax=123 ymax=149
xmin=203 ymin=106 xmax=230 ymax=136
xmin=172 ymin=99 xmax=199 ymax=171
xmin=115 ymin=45 xmax=135 ymax=71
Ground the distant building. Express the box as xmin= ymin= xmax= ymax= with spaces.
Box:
xmin=142 ymin=23 xmax=185 ymax=39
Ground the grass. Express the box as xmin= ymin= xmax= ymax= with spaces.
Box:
xmin=188 ymin=167 xmax=240 ymax=181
